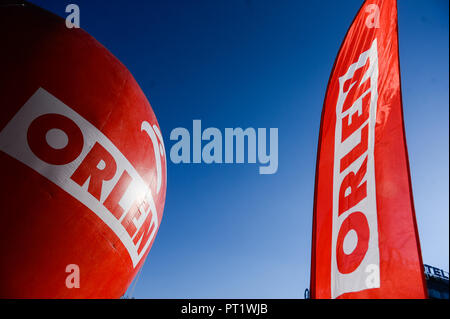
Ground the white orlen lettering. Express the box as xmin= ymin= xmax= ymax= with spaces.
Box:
xmin=331 ymin=39 xmax=380 ymax=298
xmin=0 ymin=88 xmax=160 ymax=267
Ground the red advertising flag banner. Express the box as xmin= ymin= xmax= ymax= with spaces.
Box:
xmin=310 ymin=0 xmax=428 ymax=299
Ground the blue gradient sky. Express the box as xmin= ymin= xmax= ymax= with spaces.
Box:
xmin=30 ymin=0 xmax=449 ymax=298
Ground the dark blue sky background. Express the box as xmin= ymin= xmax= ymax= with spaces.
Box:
xmin=30 ymin=0 xmax=449 ymax=298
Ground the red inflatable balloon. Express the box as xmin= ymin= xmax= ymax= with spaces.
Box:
xmin=0 ymin=3 xmax=167 ymax=298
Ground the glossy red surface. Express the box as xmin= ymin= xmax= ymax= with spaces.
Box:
xmin=0 ymin=3 xmax=166 ymax=298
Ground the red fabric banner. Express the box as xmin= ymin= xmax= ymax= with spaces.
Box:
xmin=310 ymin=0 xmax=428 ymax=299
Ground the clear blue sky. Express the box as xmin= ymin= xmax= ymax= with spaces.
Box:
xmin=30 ymin=0 xmax=448 ymax=298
